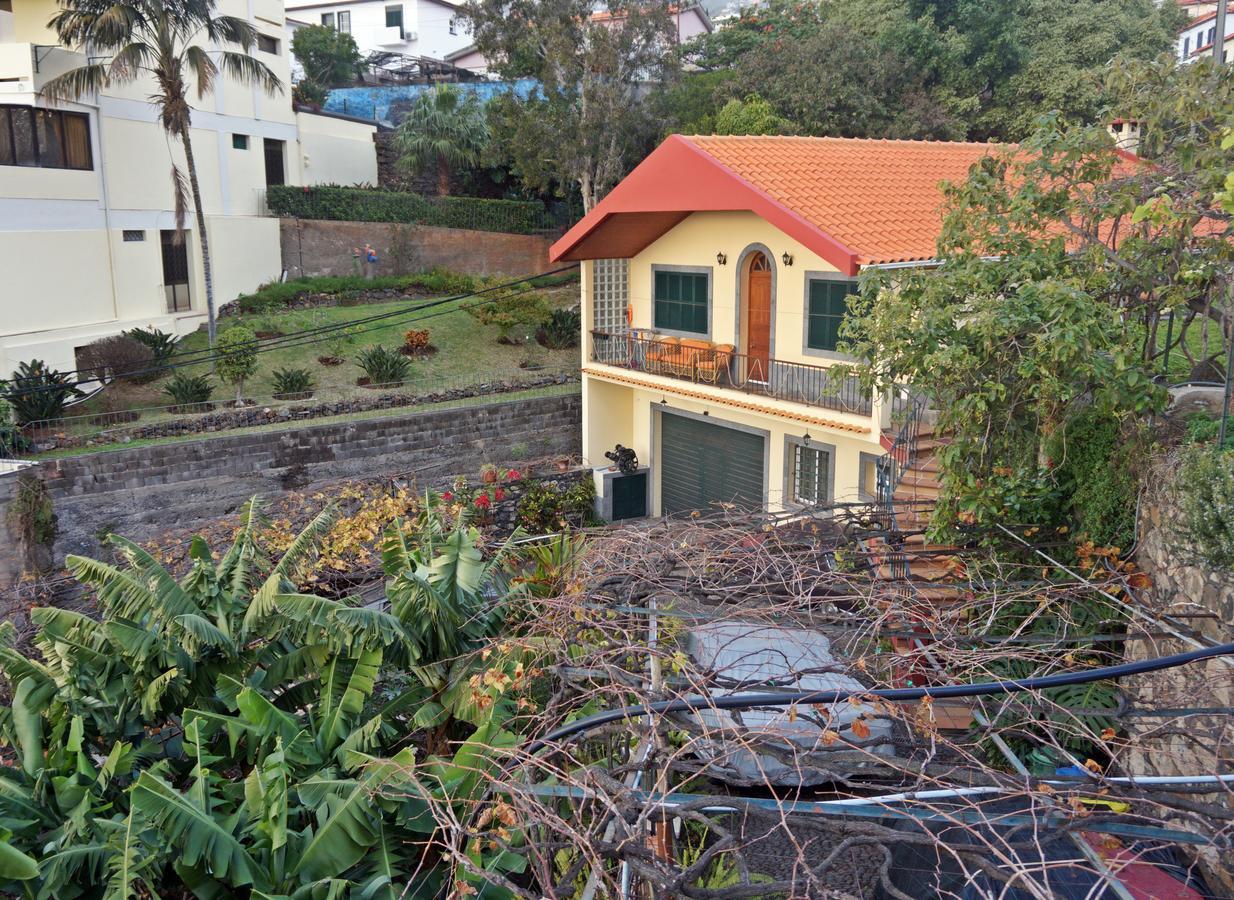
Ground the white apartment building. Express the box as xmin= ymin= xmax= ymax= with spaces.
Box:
xmin=0 ymin=0 xmax=377 ymax=376
xmin=1177 ymin=5 xmax=1234 ymax=62
xmin=285 ymin=0 xmax=472 ymax=68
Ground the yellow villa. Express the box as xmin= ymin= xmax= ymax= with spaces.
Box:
xmin=552 ymin=134 xmax=1004 ymax=518
xmin=0 ymin=0 xmax=378 ymax=375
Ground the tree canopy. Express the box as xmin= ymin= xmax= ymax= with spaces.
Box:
xmin=290 ymin=23 xmax=363 ymax=106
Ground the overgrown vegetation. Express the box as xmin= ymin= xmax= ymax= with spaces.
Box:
xmin=235 ymin=268 xmax=480 ymax=313
xmin=266 ymin=184 xmax=552 ymax=234
xmin=1177 ymin=446 xmax=1234 ymax=571
xmin=3 ymin=360 xmax=83 ymax=425
xmin=76 ymin=334 xmax=156 ymax=383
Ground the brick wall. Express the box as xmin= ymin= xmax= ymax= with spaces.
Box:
xmin=280 ymin=218 xmax=554 ymax=279
xmin=10 ymin=392 xmax=579 ymax=574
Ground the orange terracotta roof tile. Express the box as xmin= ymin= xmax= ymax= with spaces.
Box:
xmin=684 ymin=135 xmax=1007 ymax=267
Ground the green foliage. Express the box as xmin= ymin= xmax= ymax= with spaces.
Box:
xmin=713 ymin=94 xmax=796 ymax=136
xmin=0 ymin=395 xmax=26 ymax=457
xmin=236 ymin=268 xmax=480 ymax=313
xmin=537 ymin=305 xmax=581 ymax=350
xmin=651 ymin=69 xmax=738 ymax=135
xmin=6 ymin=472 xmax=56 ymax=547
xmin=1177 ymin=446 xmax=1234 ymax=571
xmin=516 ymin=478 xmax=596 ymax=532
xmin=393 ymin=85 xmax=489 ymax=195
xmin=271 ymin=366 xmax=316 ymax=397
xmin=467 ymin=281 xmax=551 ymax=343
xmin=355 ymin=345 xmax=411 ymax=385
xmin=124 ymin=326 xmax=178 ymax=366
xmin=290 ymin=23 xmax=363 ymax=103
xmin=3 ymin=359 xmax=84 ymax=425
xmin=265 ymin=183 xmax=550 ymax=233
xmin=0 ymin=498 xmax=530 ymax=898
xmin=161 ymin=371 xmax=213 ymax=407
xmin=216 ymin=326 xmax=260 ymax=402
xmin=1050 ymin=410 xmax=1144 ymax=550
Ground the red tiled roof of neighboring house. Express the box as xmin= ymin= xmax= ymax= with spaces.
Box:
xmin=551 ymin=134 xmax=1146 ymax=273
xmin=551 ymin=135 xmax=1010 ymax=273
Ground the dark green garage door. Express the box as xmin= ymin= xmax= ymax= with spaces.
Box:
xmin=660 ymin=412 xmax=766 ymax=515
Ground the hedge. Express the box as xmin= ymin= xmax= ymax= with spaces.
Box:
xmin=266 ymin=184 xmax=553 ymax=234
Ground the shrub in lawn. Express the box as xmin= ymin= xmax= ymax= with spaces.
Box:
xmin=124 ymin=326 xmax=178 ymax=367
xmin=0 ymin=395 xmax=28 ymax=457
xmin=161 ymin=371 xmax=213 ymax=409
xmin=537 ymin=306 xmax=581 ymax=350
xmin=4 ymin=360 xmax=83 ymax=425
xmin=322 ymin=322 xmax=360 ymax=364
xmin=402 ymin=328 xmax=433 ymax=355
xmin=466 ymin=280 xmax=550 ymax=344
xmin=76 ymin=334 xmax=156 ymax=383
xmin=272 ymin=366 xmax=316 ymax=399
xmin=216 ymin=326 xmax=259 ymax=405
xmin=356 ymin=344 xmax=411 ymax=386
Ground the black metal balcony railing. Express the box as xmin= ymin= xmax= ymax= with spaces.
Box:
xmin=590 ymin=330 xmax=873 ymax=417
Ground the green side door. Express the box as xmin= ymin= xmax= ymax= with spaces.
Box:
xmin=659 ymin=412 xmax=766 ymax=515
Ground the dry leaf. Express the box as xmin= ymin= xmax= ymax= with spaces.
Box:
xmin=852 ymin=718 xmax=871 ymax=740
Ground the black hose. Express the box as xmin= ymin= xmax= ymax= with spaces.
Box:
xmin=524 ymin=640 xmax=1234 ymax=756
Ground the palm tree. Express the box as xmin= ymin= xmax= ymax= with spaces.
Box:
xmin=392 ymin=84 xmax=488 ymax=196
xmin=42 ymin=0 xmax=283 ymax=348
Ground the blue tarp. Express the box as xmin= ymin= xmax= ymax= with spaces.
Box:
xmin=324 ymin=79 xmax=540 ymax=125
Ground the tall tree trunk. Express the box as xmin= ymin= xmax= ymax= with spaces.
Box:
xmin=437 ymin=154 xmax=450 ymax=196
xmin=179 ymin=121 xmax=217 ymax=348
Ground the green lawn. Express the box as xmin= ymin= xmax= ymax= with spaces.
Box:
xmin=76 ymin=282 xmax=580 ymax=420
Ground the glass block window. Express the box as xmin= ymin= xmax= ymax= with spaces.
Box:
xmin=653 ymin=269 xmax=708 ymax=335
xmin=790 ymin=443 xmax=830 ymax=506
xmin=592 ymin=258 xmax=628 ymax=334
xmin=806 ymin=278 xmax=858 ymax=352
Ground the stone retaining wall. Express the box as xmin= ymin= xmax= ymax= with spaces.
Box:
xmin=280 ymin=218 xmax=554 ymax=279
xmin=11 ymin=392 xmax=579 ymax=573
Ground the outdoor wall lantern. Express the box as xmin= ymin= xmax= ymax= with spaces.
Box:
xmin=782 ymin=251 xmax=794 ymax=267
xmin=716 ymin=251 xmax=728 ymax=265
xmin=660 ymin=397 xmax=669 ymax=406
xmin=803 ymin=431 xmax=812 ymax=446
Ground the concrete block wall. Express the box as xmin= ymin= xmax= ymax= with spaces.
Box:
xmin=280 ymin=218 xmax=554 ymax=280
xmin=23 ymin=392 xmax=579 ymax=569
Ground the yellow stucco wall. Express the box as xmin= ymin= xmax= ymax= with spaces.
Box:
xmin=626 ymin=211 xmax=849 ymax=370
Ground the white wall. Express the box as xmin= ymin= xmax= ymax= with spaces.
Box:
xmin=295 ymin=110 xmax=379 ymax=185
xmin=286 ymin=0 xmax=473 ymax=64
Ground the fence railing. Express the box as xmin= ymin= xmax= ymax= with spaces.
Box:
xmin=9 ymin=365 xmax=579 ymax=457
xmin=589 ymin=330 xmax=873 ymax=417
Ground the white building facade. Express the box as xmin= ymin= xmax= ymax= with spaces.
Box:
xmin=0 ymin=0 xmax=376 ymax=376
xmin=1177 ymin=6 xmax=1234 ymax=62
xmin=285 ymin=0 xmax=472 ymax=67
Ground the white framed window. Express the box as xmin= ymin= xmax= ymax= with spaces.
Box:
xmin=338 ymin=10 xmax=351 ymax=32
xmin=785 ymin=437 xmax=833 ymax=507
xmin=321 ymin=11 xmax=335 ymax=27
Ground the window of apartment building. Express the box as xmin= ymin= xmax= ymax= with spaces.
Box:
xmin=652 ymin=267 xmax=709 ymax=336
xmin=1184 ymin=36 xmax=1191 ymax=57
xmin=232 ymin=134 xmax=249 ymax=150
xmin=386 ymin=4 xmax=405 ymax=39
xmin=786 ymin=438 xmax=832 ymax=507
xmin=1210 ymin=26 xmax=1217 ymax=45
xmin=0 ymin=105 xmax=91 ymax=170
xmin=257 ymin=33 xmax=280 ymax=54
xmin=321 ymin=11 xmax=335 ymax=27
xmin=858 ymin=451 xmax=881 ymax=501
xmin=264 ymin=138 xmax=286 ymax=187
xmin=338 ymin=10 xmax=351 ymax=32
xmin=592 ymin=259 xmax=629 ymax=334
xmin=160 ymin=230 xmax=192 ymax=313
xmin=123 ymin=230 xmax=145 ymax=242
xmin=805 ymin=276 xmax=858 ymax=353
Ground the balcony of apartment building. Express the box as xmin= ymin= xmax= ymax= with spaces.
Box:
xmin=0 ymin=40 xmax=84 ymax=95
xmin=587 ymin=328 xmax=903 ymax=433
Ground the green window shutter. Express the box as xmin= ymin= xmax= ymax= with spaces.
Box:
xmin=806 ymin=279 xmax=857 ymax=351
xmin=654 ymin=270 xmax=708 ymax=334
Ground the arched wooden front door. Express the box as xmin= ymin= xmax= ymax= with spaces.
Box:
xmin=744 ymin=251 xmax=772 ymax=381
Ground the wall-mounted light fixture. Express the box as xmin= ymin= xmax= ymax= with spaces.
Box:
xmin=803 ymin=431 xmax=812 ymax=446
xmin=782 ymin=251 xmax=794 ymax=267
xmin=660 ymin=397 xmax=668 ymax=406
xmin=702 ymin=409 xmax=710 ymax=416
xmin=716 ymin=251 xmax=728 ymax=266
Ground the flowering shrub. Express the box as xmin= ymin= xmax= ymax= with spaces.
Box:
xmin=403 ymin=328 xmax=432 ymax=353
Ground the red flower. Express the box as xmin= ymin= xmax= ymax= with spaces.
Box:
xmin=506 ymin=469 xmax=521 ymax=482
xmin=441 ymin=490 xmax=453 ymax=501
xmin=494 ymin=487 xmax=505 ymax=501
xmin=475 ymin=494 xmax=491 ymax=509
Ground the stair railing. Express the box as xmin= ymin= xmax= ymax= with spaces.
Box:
xmin=876 ymin=389 xmax=926 ymax=580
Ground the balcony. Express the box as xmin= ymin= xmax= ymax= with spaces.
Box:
xmin=0 ymin=43 xmax=85 ymax=92
xmin=590 ymin=330 xmax=874 ymax=417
